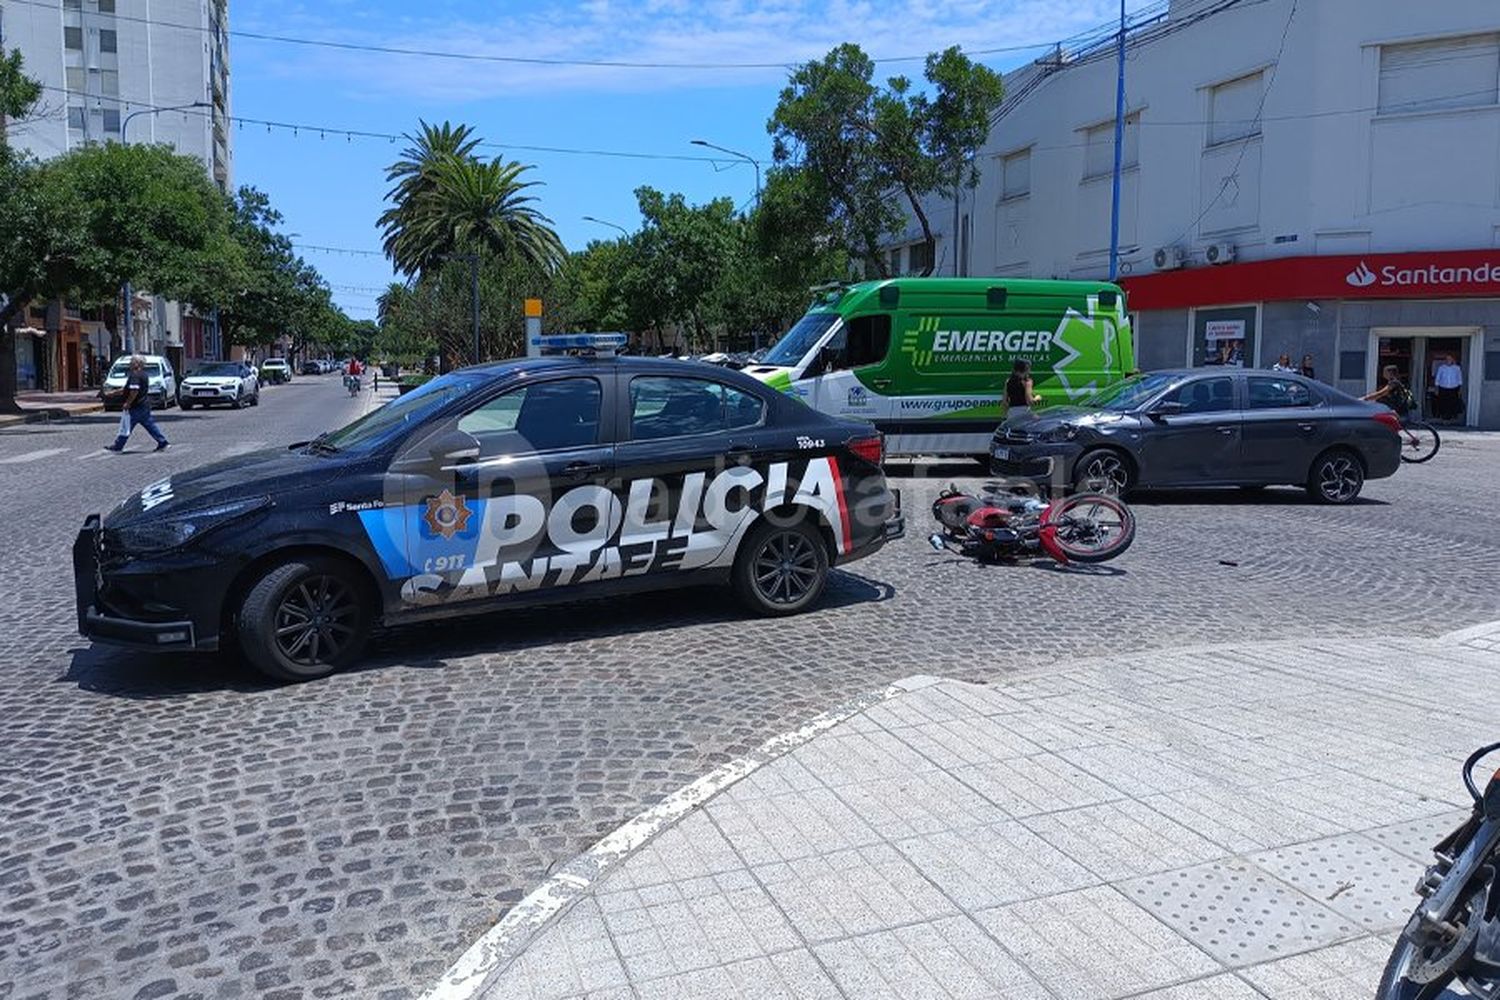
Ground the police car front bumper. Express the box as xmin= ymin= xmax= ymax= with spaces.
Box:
xmin=73 ymin=516 xmax=215 ymax=651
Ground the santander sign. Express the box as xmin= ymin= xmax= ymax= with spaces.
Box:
xmin=1124 ymin=249 xmax=1500 ymax=310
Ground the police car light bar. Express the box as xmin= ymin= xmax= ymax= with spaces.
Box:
xmin=531 ymin=332 xmax=629 ymax=356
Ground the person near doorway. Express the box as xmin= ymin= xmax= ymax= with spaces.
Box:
xmin=1300 ymin=354 xmax=1316 ymax=380
xmin=1363 ymin=364 xmax=1414 ymax=418
xmin=104 ymin=356 xmax=169 ymax=453
xmin=1271 ymin=353 xmax=1295 ymax=372
xmin=1434 ymin=354 xmax=1464 ymax=423
xmin=1005 ymin=359 xmax=1042 ymax=421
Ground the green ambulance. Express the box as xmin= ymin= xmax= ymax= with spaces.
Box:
xmin=744 ymin=277 xmax=1135 ymax=458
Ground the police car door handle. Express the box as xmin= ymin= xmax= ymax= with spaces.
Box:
xmin=561 ymin=460 xmax=601 ymax=477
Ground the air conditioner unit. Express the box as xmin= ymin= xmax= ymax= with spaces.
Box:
xmin=1152 ymin=246 xmax=1186 ymax=271
xmin=1205 ymin=242 xmax=1237 ymax=265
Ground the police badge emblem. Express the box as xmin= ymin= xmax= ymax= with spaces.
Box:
xmin=422 ymin=489 xmax=473 ymax=539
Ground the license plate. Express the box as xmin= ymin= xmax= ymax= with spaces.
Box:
xmin=992 ymin=446 xmax=1011 ymax=461
xmin=194 ymin=389 xmax=215 ymax=396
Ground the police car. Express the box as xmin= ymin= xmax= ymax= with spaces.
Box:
xmin=73 ymin=335 xmax=905 ymax=681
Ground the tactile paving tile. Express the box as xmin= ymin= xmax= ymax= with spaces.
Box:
xmin=1236 ymin=935 xmax=1397 ymax=999
xmin=1364 ymin=809 xmax=1470 ymax=866
xmin=754 ymin=842 xmax=957 ymax=944
xmin=638 ymin=949 xmax=845 ymax=1000
xmin=974 ymin=884 xmax=1219 ymax=1000
xmin=1121 ymin=859 xmax=1360 ymax=967
xmin=483 ymin=897 xmax=630 ymax=1000
xmin=1021 ymin=798 xmax=1227 ymax=880
xmin=814 ymin=914 xmax=1046 ymax=1000
xmin=596 ymin=869 xmax=800 ymax=983
xmin=1250 ymin=834 xmax=1424 ymax=931
xmin=895 ymin=819 xmax=1098 ymax=910
xmin=829 ymin=768 xmax=1008 ymax=840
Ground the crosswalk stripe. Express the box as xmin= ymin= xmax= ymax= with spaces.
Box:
xmin=0 ymin=447 xmax=69 ymax=464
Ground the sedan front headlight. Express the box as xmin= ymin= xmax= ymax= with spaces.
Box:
xmin=112 ymin=496 xmax=271 ymax=553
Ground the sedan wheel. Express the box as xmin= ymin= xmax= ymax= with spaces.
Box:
xmin=1073 ymin=449 xmax=1131 ymax=496
xmin=238 ymin=557 xmax=372 ymax=681
xmin=733 ymin=519 xmax=829 ymax=616
xmin=1307 ymin=450 xmax=1364 ymax=504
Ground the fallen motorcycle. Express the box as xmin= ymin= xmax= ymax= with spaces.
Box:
xmin=1379 ymin=740 xmax=1500 ymax=999
xmin=928 ymin=485 xmax=1135 ymax=564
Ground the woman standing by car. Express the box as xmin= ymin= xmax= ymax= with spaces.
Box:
xmin=1005 ymin=359 xmax=1042 ymax=421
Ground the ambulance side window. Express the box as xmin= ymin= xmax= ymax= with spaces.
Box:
xmin=817 ymin=315 xmax=891 ymax=374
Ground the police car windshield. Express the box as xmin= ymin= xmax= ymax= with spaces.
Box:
xmin=762 ymin=312 xmax=840 ymax=367
xmin=314 ymin=372 xmax=484 ymax=452
xmin=1083 ymin=372 xmax=1179 ymax=412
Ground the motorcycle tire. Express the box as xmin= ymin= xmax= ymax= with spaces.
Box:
xmin=1044 ymin=493 xmax=1136 ymax=564
xmin=1377 ymin=934 xmax=1462 ymax=1000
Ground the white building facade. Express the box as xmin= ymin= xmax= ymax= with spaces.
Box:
xmin=901 ymin=0 xmax=1500 ymax=427
xmin=1 ymin=0 xmax=231 ymax=387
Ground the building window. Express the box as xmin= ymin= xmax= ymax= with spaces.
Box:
xmin=65 ymin=67 xmax=86 ymax=92
xmin=102 ymin=108 xmax=120 ymax=134
xmin=1083 ymin=112 xmax=1140 ymax=180
xmin=1208 ymin=71 xmax=1264 ymax=146
xmin=97 ymin=0 xmax=116 ymax=11
xmin=1379 ymin=33 xmax=1500 ymax=115
xmin=99 ymin=69 xmax=119 ymax=96
xmin=64 ymin=0 xmax=82 ymax=8
xmin=908 ymin=240 xmax=934 ymax=275
xmin=64 ymin=26 xmax=83 ymax=49
xmin=99 ymin=29 xmax=117 ymax=53
xmin=1001 ymin=147 xmax=1031 ymax=200
xmin=887 ymin=246 xmax=903 ymax=276
xmin=67 ymin=106 xmax=85 ymax=130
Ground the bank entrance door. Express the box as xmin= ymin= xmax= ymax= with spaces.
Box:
xmin=1370 ymin=327 xmax=1480 ymax=425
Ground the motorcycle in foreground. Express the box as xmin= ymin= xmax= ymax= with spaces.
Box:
xmin=1380 ymin=741 xmax=1500 ymax=999
xmin=928 ymin=485 xmax=1135 ymax=564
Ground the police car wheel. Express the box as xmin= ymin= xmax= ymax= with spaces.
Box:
xmin=238 ymin=556 xmax=372 ymax=681
xmin=733 ymin=519 xmax=829 ymax=616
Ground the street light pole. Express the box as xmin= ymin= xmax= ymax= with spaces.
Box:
xmin=118 ymin=101 xmax=210 ymax=354
xmin=690 ymin=139 xmax=761 ymax=208
xmin=581 ymin=215 xmax=630 ymax=238
xmin=1108 ymin=0 xmax=1127 ymax=282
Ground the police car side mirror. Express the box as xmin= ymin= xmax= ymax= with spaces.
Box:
xmin=1147 ymin=400 xmax=1183 ymax=420
xmin=427 ymin=429 xmax=481 ymax=465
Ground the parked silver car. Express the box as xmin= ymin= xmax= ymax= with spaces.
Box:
xmin=100 ymin=354 xmax=177 ymax=411
xmin=179 ymin=362 xmax=260 ymax=409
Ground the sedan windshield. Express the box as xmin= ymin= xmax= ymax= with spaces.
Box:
xmin=761 ymin=312 xmax=840 ymax=367
xmin=109 ymin=361 xmax=162 ymax=378
xmin=313 ymin=372 xmax=485 ymax=452
xmin=193 ymin=364 xmax=242 ymax=377
xmin=1081 ymin=372 xmax=1181 ymax=412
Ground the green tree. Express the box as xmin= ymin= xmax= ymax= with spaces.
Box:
xmin=769 ymin=43 xmax=1003 ymax=275
xmin=377 ymin=120 xmax=481 ymax=272
xmin=0 ymin=48 xmax=43 ymax=141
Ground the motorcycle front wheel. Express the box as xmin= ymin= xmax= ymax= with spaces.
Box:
xmin=1378 ymin=933 xmax=1462 ymax=1000
xmin=1046 ymin=493 xmax=1136 ymax=563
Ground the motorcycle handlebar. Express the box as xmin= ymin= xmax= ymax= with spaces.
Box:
xmin=1463 ymin=741 xmax=1500 ymax=802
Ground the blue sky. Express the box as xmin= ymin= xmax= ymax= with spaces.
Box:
xmin=232 ymin=0 xmax=1156 ymax=318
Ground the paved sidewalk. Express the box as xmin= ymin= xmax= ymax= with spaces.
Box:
xmin=0 ymin=389 xmax=104 ymax=428
xmin=437 ymin=632 xmax=1498 ymax=1000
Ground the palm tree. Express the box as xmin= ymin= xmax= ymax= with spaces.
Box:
xmin=375 ymin=280 xmax=411 ymax=326
xmin=397 ymin=156 xmax=563 ymax=276
xmin=377 ymin=120 xmax=481 ymax=274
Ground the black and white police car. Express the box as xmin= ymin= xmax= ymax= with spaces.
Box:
xmin=74 ymin=335 xmax=905 ymax=681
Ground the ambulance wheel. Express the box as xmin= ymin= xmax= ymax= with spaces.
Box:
xmin=237 ymin=555 xmax=374 ymax=681
xmin=733 ymin=519 xmax=829 ymax=616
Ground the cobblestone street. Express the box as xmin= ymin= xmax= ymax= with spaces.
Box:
xmin=1 ymin=381 xmax=1497 ymax=1000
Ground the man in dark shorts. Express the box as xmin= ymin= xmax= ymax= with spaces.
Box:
xmin=105 ymin=356 xmax=170 ymax=452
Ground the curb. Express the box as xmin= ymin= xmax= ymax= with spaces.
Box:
xmin=0 ymin=403 xmax=104 ymax=428
xmin=419 ymin=674 xmax=946 ymax=1000
xmin=1438 ymin=619 xmax=1500 ymax=646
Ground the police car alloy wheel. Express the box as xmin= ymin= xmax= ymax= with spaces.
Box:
xmin=733 ymin=519 xmax=829 ymax=615
xmin=237 ymin=556 xmax=374 ymax=681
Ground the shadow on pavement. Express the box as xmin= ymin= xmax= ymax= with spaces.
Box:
xmin=59 ymin=570 xmax=897 ymax=697
xmin=1128 ymin=487 xmax=1390 ymax=507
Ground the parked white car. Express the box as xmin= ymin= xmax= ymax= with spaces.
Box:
xmin=179 ymin=362 xmax=261 ymax=409
xmin=100 ymin=355 xmax=177 ymax=411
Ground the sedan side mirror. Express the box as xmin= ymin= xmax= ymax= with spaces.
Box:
xmin=1147 ymin=400 xmax=1183 ymax=420
xmin=427 ymin=428 xmax=481 ymax=465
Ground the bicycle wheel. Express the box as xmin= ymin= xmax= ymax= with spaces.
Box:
xmin=1400 ymin=420 xmax=1440 ymax=464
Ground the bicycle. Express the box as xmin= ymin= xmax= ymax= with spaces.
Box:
xmin=1396 ymin=414 xmax=1440 ymax=464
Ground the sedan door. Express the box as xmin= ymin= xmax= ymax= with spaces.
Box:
xmin=1135 ymin=375 xmax=1242 ymax=486
xmin=395 ymin=373 xmax=616 ymax=607
xmin=1239 ymin=375 xmax=1326 ymax=483
xmin=613 ymin=374 xmax=773 ymax=576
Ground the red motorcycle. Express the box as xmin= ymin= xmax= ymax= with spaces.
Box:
xmin=928 ymin=485 xmax=1135 ymax=565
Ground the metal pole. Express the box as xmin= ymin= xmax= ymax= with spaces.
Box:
xmin=953 ymin=162 xmax=962 ymax=277
xmin=690 ymin=140 xmax=761 ymax=209
xmin=122 ymin=282 xmax=134 ymax=354
xmin=470 ymin=254 xmax=480 ymax=366
xmin=1108 ymin=0 xmax=1127 ymax=282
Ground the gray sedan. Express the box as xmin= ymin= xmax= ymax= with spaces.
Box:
xmin=990 ymin=369 xmax=1403 ymax=504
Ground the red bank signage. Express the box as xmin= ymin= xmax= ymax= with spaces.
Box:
xmin=1119 ymin=249 xmax=1500 ymax=311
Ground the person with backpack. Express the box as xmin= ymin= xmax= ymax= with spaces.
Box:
xmin=1363 ymin=364 xmax=1414 ymax=418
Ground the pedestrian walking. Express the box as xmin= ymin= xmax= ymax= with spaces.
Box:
xmin=104 ymin=356 xmax=169 ymax=453
xmin=1434 ymin=354 xmax=1464 ymax=423
xmin=1271 ymin=353 xmax=1295 ymax=372
xmin=1300 ymin=354 xmax=1316 ymax=380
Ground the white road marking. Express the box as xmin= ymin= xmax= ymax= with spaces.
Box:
xmin=0 ymin=447 xmax=69 ymax=465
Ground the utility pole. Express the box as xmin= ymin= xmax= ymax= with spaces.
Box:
xmin=1108 ymin=0 xmax=1127 ymax=282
